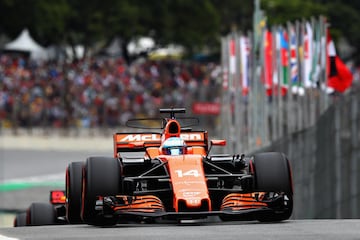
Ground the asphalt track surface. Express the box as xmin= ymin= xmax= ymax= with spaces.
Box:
xmin=1 ymin=149 xmax=360 ymax=239
xmin=0 ymin=148 xmax=110 ymax=227
xmin=1 ymin=220 xmax=360 ymax=240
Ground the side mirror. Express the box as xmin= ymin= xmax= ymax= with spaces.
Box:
xmin=210 ymin=139 xmax=226 ymax=146
xmin=206 ymin=139 xmax=226 ymax=159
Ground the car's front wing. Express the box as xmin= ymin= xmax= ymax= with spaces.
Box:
xmin=94 ymin=193 xmax=289 ymax=221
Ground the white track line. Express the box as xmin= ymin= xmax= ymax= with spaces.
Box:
xmin=0 ymin=235 xmax=19 ymax=240
xmin=0 ymin=172 xmax=64 ymax=185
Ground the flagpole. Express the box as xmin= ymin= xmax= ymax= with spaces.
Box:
xmin=239 ymin=34 xmax=250 ymax=151
xmin=246 ymin=30 xmax=253 ymax=150
xmin=303 ymin=19 xmax=312 ymax=129
xmin=229 ymin=32 xmax=237 ymax=153
xmin=320 ymin=15 xmax=330 ymax=111
xmin=295 ymin=20 xmax=303 ymax=131
xmin=287 ymin=21 xmax=294 ymax=134
xmin=271 ymin=25 xmax=278 ymax=141
xmin=234 ymin=30 xmax=243 ymax=153
xmin=310 ymin=17 xmax=317 ymax=126
xmin=275 ymin=26 xmax=283 ymax=138
xmin=298 ymin=20 xmax=304 ymax=131
xmin=252 ymin=0 xmax=263 ymax=150
xmin=220 ymin=36 xmax=232 ymax=153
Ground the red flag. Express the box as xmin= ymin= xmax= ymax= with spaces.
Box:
xmin=264 ymin=29 xmax=273 ymax=96
xmin=327 ymin=33 xmax=353 ymax=93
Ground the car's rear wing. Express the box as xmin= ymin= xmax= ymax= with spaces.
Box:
xmin=113 ymin=131 xmax=208 ymax=156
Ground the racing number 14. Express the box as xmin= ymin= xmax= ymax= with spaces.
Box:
xmin=174 ymin=169 xmax=201 ymax=178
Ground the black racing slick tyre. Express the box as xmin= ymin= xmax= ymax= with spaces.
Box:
xmin=27 ymin=202 xmax=56 ymax=226
xmin=252 ymin=152 xmax=293 ymax=222
xmin=81 ymin=157 xmax=122 ymax=226
xmin=13 ymin=212 xmax=27 ymax=227
xmin=66 ymin=161 xmax=83 ymax=224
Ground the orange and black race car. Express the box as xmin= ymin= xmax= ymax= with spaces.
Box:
xmin=15 ymin=107 xmax=293 ymax=226
xmin=70 ymin=108 xmax=293 ymax=226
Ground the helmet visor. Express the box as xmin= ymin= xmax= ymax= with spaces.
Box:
xmin=164 ymin=147 xmax=183 ymax=155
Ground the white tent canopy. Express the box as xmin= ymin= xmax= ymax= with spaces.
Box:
xmin=127 ymin=37 xmax=155 ymax=55
xmin=4 ymin=28 xmax=48 ymax=60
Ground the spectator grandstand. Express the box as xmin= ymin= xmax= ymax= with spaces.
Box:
xmin=0 ymin=54 xmax=222 ymax=134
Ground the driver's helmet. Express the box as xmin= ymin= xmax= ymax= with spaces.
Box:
xmin=161 ymin=137 xmax=186 ymax=155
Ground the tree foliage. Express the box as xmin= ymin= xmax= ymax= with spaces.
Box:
xmin=260 ymin=0 xmax=360 ymax=63
xmin=0 ymin=0 xmax=359 ymax=63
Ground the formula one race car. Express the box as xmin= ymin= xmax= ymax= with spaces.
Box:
xmin=65 ymin=108 xmax=293 ymax=226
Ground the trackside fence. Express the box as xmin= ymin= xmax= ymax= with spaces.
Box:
xmin=256 ymin=89 xmax=360 ymax=219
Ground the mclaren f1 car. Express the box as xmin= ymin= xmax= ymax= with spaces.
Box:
xmin=64 ymin=107 xmax=293 ymax=226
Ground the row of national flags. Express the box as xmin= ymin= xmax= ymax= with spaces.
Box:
xmin=219 ymin=7 xmax=354 ymax=154
xmin=222 ymin=17 xmax=353 ymax=97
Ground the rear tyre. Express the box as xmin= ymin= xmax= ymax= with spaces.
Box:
xmin=27 ymin=202 xmax=56 ymax=226
xmin=14 ymin=212 xmax=27 ymax=227
xmin=252 ymin=152 xmax=293 ymax=222
xmin=81 ymin=157 xmax=122 ymax=226
xmin=66 ymin=161 xmax=83 ymax=224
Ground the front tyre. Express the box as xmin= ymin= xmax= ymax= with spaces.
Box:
xmin=66 ymin=161 xmax=83 ymax=224
xmin=27 ymin=202 xmax=56 ymax=226
xmin=252 ymin=152 xmax=293 ymax=222
xmin=81 ymin=157 xmax=122 ymax=226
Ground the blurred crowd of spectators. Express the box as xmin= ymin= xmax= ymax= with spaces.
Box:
xmin=0 ymin=54 xmax=222 ymax=130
